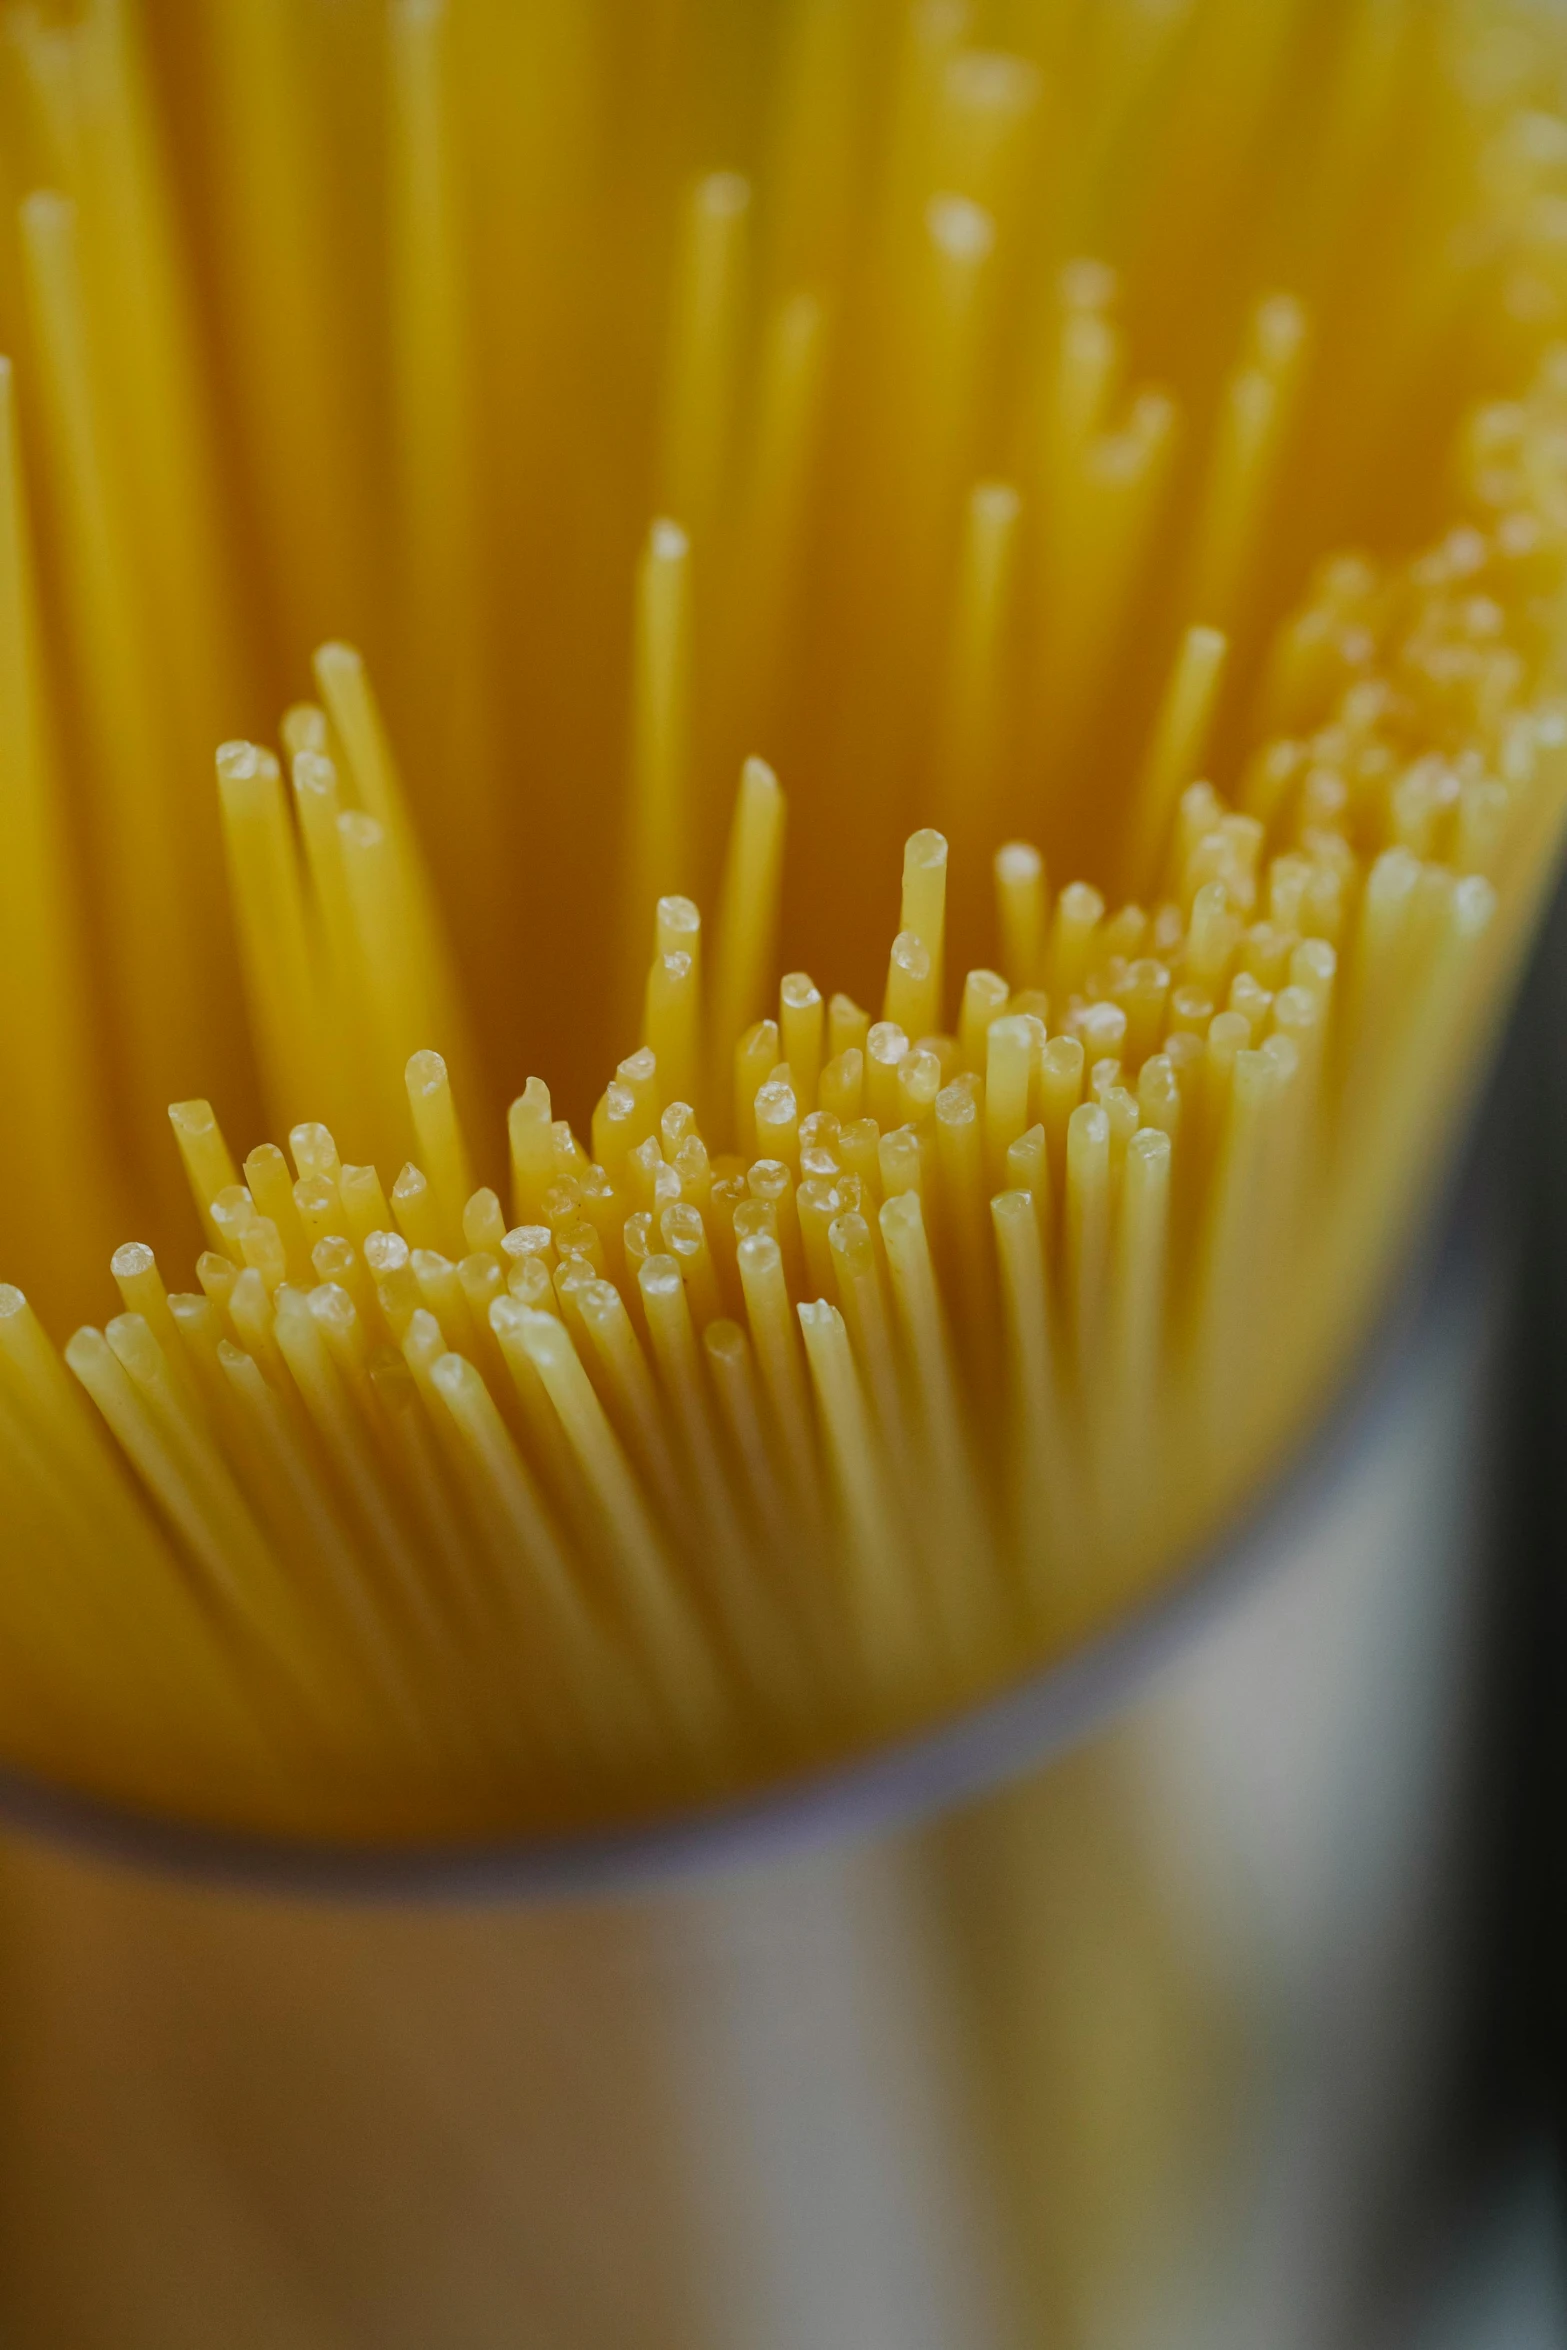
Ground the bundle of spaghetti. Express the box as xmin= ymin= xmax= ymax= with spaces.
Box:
xmin=0 ymin=0 xmax=1566 ymax=1837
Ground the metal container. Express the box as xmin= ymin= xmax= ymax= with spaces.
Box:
xmin=0 ymin=909 xmax=1551 ymax=2350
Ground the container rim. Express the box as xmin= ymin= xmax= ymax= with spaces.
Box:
xmin=0 ymin=931 xmax=1536 ymax=1907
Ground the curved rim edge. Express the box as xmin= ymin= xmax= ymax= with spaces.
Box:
xmin=2 ymin=868 xmax=1553 ymax=1903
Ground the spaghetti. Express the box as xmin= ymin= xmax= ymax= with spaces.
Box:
xmin=0 ymin=0 xmax=1563 ymax=1837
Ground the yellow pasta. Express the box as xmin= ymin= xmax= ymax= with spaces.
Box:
xmin=0 ymin=0 xmax=1562 ymax=1839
